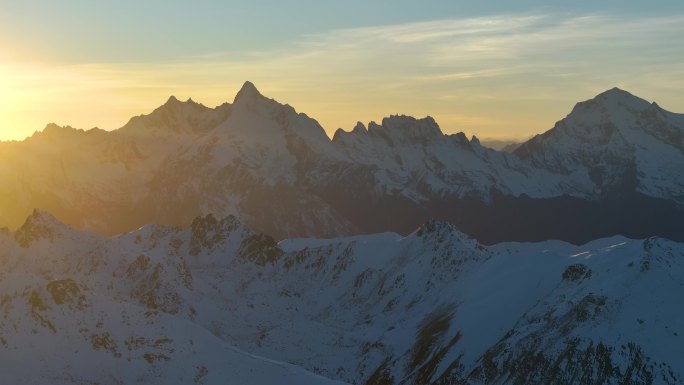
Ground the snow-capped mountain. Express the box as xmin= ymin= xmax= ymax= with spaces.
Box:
xmin=0 ymin=82 xmax=682 ymax=243
xmin=3 ymin=211 xmax=682 ymax=384
xmin=515 ymin=87 xmax=684 ymax=201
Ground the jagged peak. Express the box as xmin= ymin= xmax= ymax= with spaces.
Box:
xmin=227 ymin=81 xmax=336 ymax=151
xmin=14 ymin=209 xmax=70 ymax=247
xmin=21 ymin=209 xmax=66 ymax=228
xmin=365 ymin=115 xmax=444 ymax=142
xmin=128 ymin=222 xmax=182 ymax=241
xmin=30 ymin=123 xmax=83 ymax=139
xmin=165 ymin=95 xmax=180 ymax=105
xmin=132 ymin=95 xmax=205 ymax=123
xmin=352 ymin=121 xmax=367 ymax=133
xmin=44 ymin=122 xmax=64 ymax=131
xmin=189 ymin=213 xmax=248 ymax=256
xmin=331 ymin=128 xmax=346 ymax=142
xmin=191 ymin=213 xmax=244 ymax=233
xmin=411 ymin=219 xmax=462 ymax=239
xmin=410 ymin=219 xmax=488 ymax=249
xmin=158 ymin=94 xmax=208 ymax=112
xmin=333 ymin=115 xmax=445 ymax=146
xmin=187 ymin=213 xmax=282 ymax=265
xmin=448 ymin=132 xmax=469 ymax=145
xmin=233 ymin=81 xmax=263 ymax=103
xmin=414 ymin=219 xmax=456 ymax=236
xmin=367 ymin=120 xmax=381 ymax=131
xmin=43 ymin=123 xmax=79 ymax=133
xmin=119 ymin=92 xmax=226 ymax=135
xmin=332 ymin=122 xmax=367 ymax=142
xmin=382 ymin=115 xmax=441 ymax=134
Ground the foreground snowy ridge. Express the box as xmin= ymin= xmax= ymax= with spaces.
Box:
xmin=0 ymin=83 xmax=683 ymax=244
xmin=1 ymin=210 xmax=682 ymax=384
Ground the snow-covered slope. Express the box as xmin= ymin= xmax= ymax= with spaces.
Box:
xmin=329 ymin=115 xmax=586 ymax=201
xmin=516 ymin=88 xmax=684 ymax=202
xmin=0 ymin=83 xmax=682 ymax=243
xmin=0 ymin=210 xmax=347 ymax=385
xmin=3 ymin=211 xmax=683 ymax=384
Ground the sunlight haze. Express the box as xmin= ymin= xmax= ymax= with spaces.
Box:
xmin=1 ymin=1 xmax=682 ymax=141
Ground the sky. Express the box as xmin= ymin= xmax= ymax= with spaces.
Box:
xmin=1 ymin=0 xmax=683 ymax=141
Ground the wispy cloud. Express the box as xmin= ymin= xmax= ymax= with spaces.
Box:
xmin=2 ymin=11 xmax=684 ymax=141
xmin=310 ymin=14 xmax=549 ymax=44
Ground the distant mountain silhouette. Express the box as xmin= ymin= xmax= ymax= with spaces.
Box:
xmin=1 ymin=82 xmax=683 ymax=243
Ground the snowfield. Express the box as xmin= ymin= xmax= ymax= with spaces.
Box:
xmin=1 ymin=210 xmax=682 ymax=384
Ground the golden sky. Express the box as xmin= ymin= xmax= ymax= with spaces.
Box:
xmin=1 ymin=4 xmax=683 ymax=142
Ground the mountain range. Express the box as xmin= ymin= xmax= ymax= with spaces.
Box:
xmin=2 ymin=210 xmax=681 ymax=384
xmin=2 ymin=83 xmax=684 ymax=384
xmin=1 ymin=82 xmax=683 ymax=244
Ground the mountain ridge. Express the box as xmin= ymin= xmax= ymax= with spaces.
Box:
xmin=2 ymin=208 xmax=682 ymax=384
xmin=0 ymin=82 xmax=683 ymax=244
xmin=11 ymin=83 xmax=672 ymax=145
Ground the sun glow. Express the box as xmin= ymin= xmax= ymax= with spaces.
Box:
xmin=1 ymin=12 xmax=683 ymax=142
xmin=0 ymin=65 xmax=19 ymax=140
xmin=0 ymin=62 xmax=156 ymax=141
xmin=0 ymin=62 xmax=66 ymax=141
